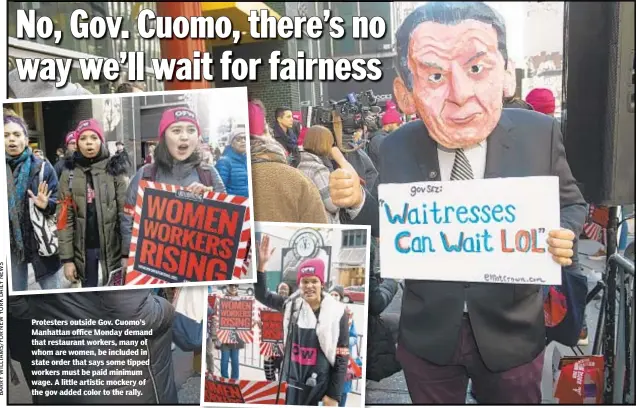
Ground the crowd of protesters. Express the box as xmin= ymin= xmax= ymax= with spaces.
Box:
xmin=4 ymin=104 xmax=250 ymax=292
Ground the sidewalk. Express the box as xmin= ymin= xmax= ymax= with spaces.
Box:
xmin=366 ymin=238 xmax=634 ymax=404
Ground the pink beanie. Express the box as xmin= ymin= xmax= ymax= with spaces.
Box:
xmin=158 ymin=108 xmax=201 ymax=140
xmin=525 ymin=88 xmax=555 ymax=115
xmin=248 ymin=102 xmax=266 ymax=136
xmin=75 ymin=119 xmax=104 ymax=143
xmin=65 ymin=132 xmax=76 ymax=145
xmin=382 ymin=109 xmax=403 ymax=126
xmin=296 ymin=258 xmax=325 ymax=286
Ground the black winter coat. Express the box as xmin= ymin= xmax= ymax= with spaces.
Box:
xmin=8 ymin=290 xmax=178 ymax=404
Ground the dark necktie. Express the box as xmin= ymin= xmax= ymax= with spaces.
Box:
xmin=450 ymin=149 xmax=474 ymax=181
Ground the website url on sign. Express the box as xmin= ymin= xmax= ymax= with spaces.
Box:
xmin=483 ymin=274 xmax=546 ymax=284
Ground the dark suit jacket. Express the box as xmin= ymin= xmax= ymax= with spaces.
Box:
xmin=353 ymin=109 xmax=587 ymax=372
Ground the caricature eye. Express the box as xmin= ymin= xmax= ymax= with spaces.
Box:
xmin=470 ymin=64 xmax=484 ymax=74
xmin=428 ymin=73 xmax=444 ymax=83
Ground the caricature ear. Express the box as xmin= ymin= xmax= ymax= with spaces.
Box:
xmin=393 ymin=77 xmax=417 ymax=115
xmin=503 ymin=59 xmax=517 ymax=98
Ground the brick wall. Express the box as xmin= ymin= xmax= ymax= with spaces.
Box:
xmin=212 ymin=1 xmax=300 ymax=121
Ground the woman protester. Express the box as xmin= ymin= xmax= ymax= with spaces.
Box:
xmin=255 ymin=234 xmax=349 ymax=406
xmin=57 ymin=119 xmax=129 ymax=288
xmin=263 ymin=282 xmax=292 ymax=381
xmin=218 ymin=284 xmax=245 ymax=379
xmin=4 ymin=108 xmax=61 ymax=291
xmin=216 ymin=129 xmax=249 ymax=197
xmin=297 ymin=126 xmax=343 ymax=224
xmin=121 ymin=107 xmax=226 ymax=261
xmin=329 ymin=286 xmax=359 ymax=407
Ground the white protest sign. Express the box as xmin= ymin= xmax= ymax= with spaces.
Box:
xmin=378 ymin=176 xmax=561 ymax=285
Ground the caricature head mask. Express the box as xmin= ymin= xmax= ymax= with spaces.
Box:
xmin=393 ymin=2 xmax=508 ymax=149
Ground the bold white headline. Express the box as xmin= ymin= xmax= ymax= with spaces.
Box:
xmin=14 ymin=8 xmax=386 ymax=87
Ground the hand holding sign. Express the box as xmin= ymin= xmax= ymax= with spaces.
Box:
xmin=547 ymin=229 xmax=576 ymax=266
xmin=187 ymin=182 xmax=212 ymax=195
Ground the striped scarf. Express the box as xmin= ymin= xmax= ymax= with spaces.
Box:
xmin=6 ymin=148 xmax=33 ymax=263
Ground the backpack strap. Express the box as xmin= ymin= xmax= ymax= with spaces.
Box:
xmin=39 ymin=161 xmax=46 ymax=184
xmin=196 ymin=167 xmax=214 ymax=187
xmin=142 ymin=163 xmax=158 ymax=181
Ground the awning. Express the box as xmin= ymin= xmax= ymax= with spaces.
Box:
xmin=335 ymin=248 xmax=367 ymax=267
xmin=201 ymin=2 xmax=281 ymax=46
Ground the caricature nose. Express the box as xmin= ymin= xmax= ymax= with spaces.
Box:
xmin=448 ymin=62 xmax=475 ymax=106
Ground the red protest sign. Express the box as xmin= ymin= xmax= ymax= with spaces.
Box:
xmin=217 ymin=297 xmax=254 ymax=344
xmin=125 ymin=181 xmax=252 ymax=285
xmin=554 ymin=355 xmax=604 ymax=404
xmin=204 ymin=378 xmax=245 ymax=403
xmin=259 ymin=310 xmax=284 ymax=357
xmin=205 ymin=375 xmax=287 ymax=405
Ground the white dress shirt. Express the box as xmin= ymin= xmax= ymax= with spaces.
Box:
xmin=437 ymin=141 xmax=488 ymax=313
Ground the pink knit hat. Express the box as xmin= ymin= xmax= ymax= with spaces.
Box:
xmin=248 ymin=102 xmax=266 ymax=136
xmin=65 ymin=132 xmax=76 ymax=145
xmin=382 ymin=109 xmax=403 ymax=126
xmin=525 ymin=88 xmax=555 ymax=115
xmin=75 ymin=119 xmax=104 ymax=143
xmin=158 ymin=108 xmax=201 ymax=140
xmin=296 ymin=258 xmax=325 ymax=286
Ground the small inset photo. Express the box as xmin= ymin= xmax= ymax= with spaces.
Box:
xmin=201 ymin=222 xmax=370 ymax=407
xmin=3 ymin=87 xmax=256 ymax=295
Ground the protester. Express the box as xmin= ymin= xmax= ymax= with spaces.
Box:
xmin=55 ymin=132 xmax=77 ymax=178
xmin=298 ymin=125 xmax=342 ymax=224
xmin=329 ymin=2 xmax=586 ymax=404
xmin=272 ymin=107 xmax=299 ymax=157
xmin=115 ymin=141 xmax=133 ymax=175
xmin=218 ymin=284 xmax=245 ymax=379
xmin=329 ymin=285 xmax=359 ymax=407
xmin=525 ymin=88 xmax=556 ymax=116
xmin=216 ymin=129 xmax=249 ymax=197
xmin=56 ymin=119 xmax=129 ymax=288
xmin=144 ymin=143 xmax=156 ymax=165
xmin=248 ymin=101 xmax=328 ymax=223
xmin=8 ymin=289 xmax=178 ymax=404
xmin=368 ymin=106 xmax=403 ymax=168
xmin=263 ymin=281 xmax=291 ymax=382
xmin=121 ymin=107 xmax=226 ymax=258
xmin=206 ymin=286 xmax=219 ymax=376
xmin=255 ymin=234 xmax=349 ymax=406
xmin=4 ymin=108 xmax=61 ymax=291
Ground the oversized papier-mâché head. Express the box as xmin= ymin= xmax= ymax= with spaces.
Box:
xmin=393 ymin=2 xmax=512 ymax=149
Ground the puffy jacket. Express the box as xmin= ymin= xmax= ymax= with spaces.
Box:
xmin=8 ymin=290 xmax=177 ymax=404
xmin=57 ymin=153 xmax=129 ymax=283
xmin=215 ymin=146 xmax=249 ymax=197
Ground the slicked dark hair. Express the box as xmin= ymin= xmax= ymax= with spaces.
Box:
xmin=274 ymin=107 xmax=291 ymax=120
xmin=395 ymin=2 xmax=508 ymax=91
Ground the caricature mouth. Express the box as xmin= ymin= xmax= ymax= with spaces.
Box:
xmin=449 ymin=113 xmax=480 ymax=125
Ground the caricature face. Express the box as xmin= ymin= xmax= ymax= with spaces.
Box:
xmin=395 ymin=20 xmax=506 ymax=149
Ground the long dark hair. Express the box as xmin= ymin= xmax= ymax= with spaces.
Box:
xmin=153 ymin=138 xmax=202 ymax=172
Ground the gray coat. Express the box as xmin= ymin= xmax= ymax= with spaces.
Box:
xmin=121 ymin=161 xmax=226 ymax=257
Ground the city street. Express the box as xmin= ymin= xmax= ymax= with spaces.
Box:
xmin=365 ymin=235 xmax=634 ymax=404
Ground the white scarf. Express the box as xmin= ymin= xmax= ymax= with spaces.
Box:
xmin=282 ymin=291 xmax=345 ymax=366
